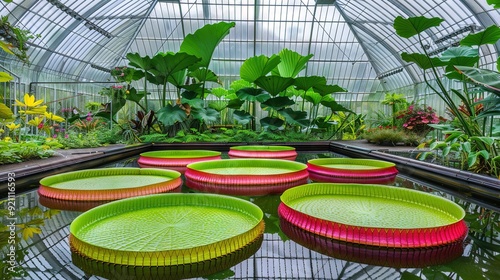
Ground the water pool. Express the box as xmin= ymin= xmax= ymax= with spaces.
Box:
xmin=1 ymin=151 xmax=499 ymax=280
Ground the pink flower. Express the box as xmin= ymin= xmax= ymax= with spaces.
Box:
xmin=64 ymin=134 xmax=69 ymax=138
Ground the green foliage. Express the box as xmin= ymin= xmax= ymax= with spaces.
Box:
xmin=0 ymin=200 xmax=60 ymax=280
xmin=362 ymin=127 xmax=422 ymax=146
xmin=0 ymin=141 xmax=53 ymax=164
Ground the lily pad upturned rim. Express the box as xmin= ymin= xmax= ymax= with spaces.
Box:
xmin=279 ymin=183 xmax=467 ymax=248
xmin=38 ymin=168 xmax=182 ymax=201
xmin=139 ymin=150 xmax=222 ymax=159
xmin=230 ymin=145 xmax=296 ymax=151
xmin=308 ymin=158 xmax=396 ymax=169
xmin=70 ymin=193 xmax=264 ymax=266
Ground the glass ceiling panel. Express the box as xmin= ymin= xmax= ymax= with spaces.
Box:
xmin=1 ymin=0 xmax=499 ymax=95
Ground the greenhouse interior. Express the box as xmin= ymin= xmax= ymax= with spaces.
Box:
xmin=0 ymin=0 xmax=499 ymax=279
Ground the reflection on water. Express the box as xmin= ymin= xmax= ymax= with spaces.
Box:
xmin=1 ymin=152 xmax=499 ymax=280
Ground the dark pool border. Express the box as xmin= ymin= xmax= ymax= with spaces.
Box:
xmin=329 ymin=142 xmax=500 ymax=205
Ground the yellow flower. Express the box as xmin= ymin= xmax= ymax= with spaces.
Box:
xmin=3 ymin=137 xmax=12 ymax=142
xmin=44 ymin=112 xmax=65 ymax=122
xmin=0 ymin=128 xmax=4 ymax=134
xmin=28 ymin=117 xmax=43 ymax=127
xmin=6 ymin=123 xmax=21 ymax=130
xmin=16 ymin=93 xmax=44 ymax=108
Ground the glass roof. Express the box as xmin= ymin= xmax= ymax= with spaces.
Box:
xmin=1 ymin=0 xmax=499 ymax=95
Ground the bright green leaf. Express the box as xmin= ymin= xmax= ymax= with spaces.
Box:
xmin=0 ymin=102 xmax=14 ymax=119
xmin=233 ymin=110 xmax=253 ymax=124
xmin=402 ymin=52 xmax=447 ymax=70
xmin=0 ymin=71 xmax=14 ymax=82
xmin=278 ymin=108 xmax=309 ymax=127
xmin=272 ymin=48 xmax=313 ymax=78
xmin=461 ymin=25 xmax=500 ymax=46
xmin=240 ymin=54 xmax=281 ymax=83
xmin=394 ymin=16 xmax=444 ymax=38
xmin=254 ymin=76 xmax=295 ymax=96
xmin=156 ymin=104 xmax=187 ymax=126
xmin=236 ymin=87 xmax=270 ymax=102
xmin=22 ymin=226 xmax=42 ymax=241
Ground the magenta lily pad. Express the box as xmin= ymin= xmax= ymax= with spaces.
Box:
xmin=307 ymin=158 xmax=398 ymax=184
xmin=279 ymin=183 xmax=468 ymax=248
xmin=185 ymin=159 xmax=309 ymax=195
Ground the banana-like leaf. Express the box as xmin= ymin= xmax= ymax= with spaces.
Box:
xmin=402 ymin=52 xmax=447 ymax=70
xmin=236 ymin=87 xmax=270 ymax=102
xmin=180 ymin=21 xmax=236 ymax=70
xmin=240 ymin=54 xmax=281 ymax=83
xmin=0 ymin=103 xmax=14 ymax=119
xmin=261 ymin=96 xmax=295 ymax=110
xmin=156 ymin=104 xmax=187 ymax=126
xmin=254 ymin=76 xmax=295 ymax=96
xmin=393 ymin=16 xmax=444 ymax=38
xmin=461 ymin=25 xmax=500 ymax=46
xmin=260 ymin=116 xmax=284 ymax=129
xmin=278 ymin=108 xmax=309 ymax=127
xmin=454 ymin=66 xmax=500 ymax=95
xmin=272 ymin=48 xmax=313 ymax=78
xmin=233 ymin=110 xmax=253 ymax=124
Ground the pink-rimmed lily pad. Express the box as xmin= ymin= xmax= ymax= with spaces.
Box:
xmin=278 ymin=183 xmax=468 ymax=248
xmin=307 ymin=158 xmax=398 ymax=184
xmin=38 ymin=168 xmax=182 ymax=202
xmin=137 ymin=150 xmax=221 ymax=173
xmin=228 ymin=145 xmax=297 ymax=160
xmin=185 ymin=159 xmax=308 ymax=195
xmin=280 ymin=218 xmax=464 ymax=267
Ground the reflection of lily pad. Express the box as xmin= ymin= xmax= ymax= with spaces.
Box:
xmin=228 ymin=145 xmax=297 ymax=160
xmin=279 ymin=183 xmax=468 ymax=248
xmin=38 ymin=168 xmax=181 ymax=201
xmin=70 ymin=193 xmax=264 ymax=279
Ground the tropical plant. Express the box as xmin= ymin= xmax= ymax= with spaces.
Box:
xmin=393 ymin=11 xmax=500 ymax=177
xmin=395 ymin=103 xmax=444 ymax=136
xmin=381 ymin=93 xmax=409 ymax=128
xmin=0 ymin=200 xmax=59 ymax=279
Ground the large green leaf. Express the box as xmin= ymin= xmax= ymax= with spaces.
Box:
xmin=254 ymin=76 xmax=295 ymax=96
xmin=156 ymin=104 xmax=187 ymax=126
xmin=188 ymin=68 xmax=220 ymax=84
xmin=461 ymin=25 xmax=500 ymax=46
xmin=236 ymin=87 xmax=271 ymax=102
xmin=0 ymin=103 xmax=13 ymax=119
xmin=440 ymin=47 xmax=479 ymax=62
xmin=233 ymin=110 xmax=253 ymax=124
xmin=227 ymin=98 xmax=245 ymax=109
xmin=487 ymin=0 xmax=500 ymax=8
xmin=272 ymin=48 xmax=313 ymax=78
xmin=0 ymin=72 xmax=13 ymax=82
xmin=150 ymin=52 xmax=201 ymax=81
xmin=278 ymin=108 xmax=309 ymax=127
xmin=210 ymin=87 xmax=230 ymax=99
xmin=260 ymin=117 xmax=284 ymax=129
xmin=304 ymin=90 xmax=323 ymax=106
xmin=401 ymin=52 xmax=447 ymax=70
xmin=394 ymin=16 xmax=444 ymax=38
xmin=261 ymin=96 xmax=295 ymax=110
xmin=191 ymin=107 xmax=219 ymax=124
xmin=240 ymin=54 xmax=281 ymax=83
xmin=180 ymin=22 xmax=235 ymax=70
xmin=321 ymin=99 xmax=354 ymax=113
xmin=454 ymin=66 xmax=500 ymax=94
xmin=293 ymin=76 xmax=346 ymax=96
xmin=126 ymin=53 xmax=154 ymax=71
xmin=208 ymin=101 xmax=227 ymax=112
xmin=124 ymin=87 xmax=144 ymax=104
